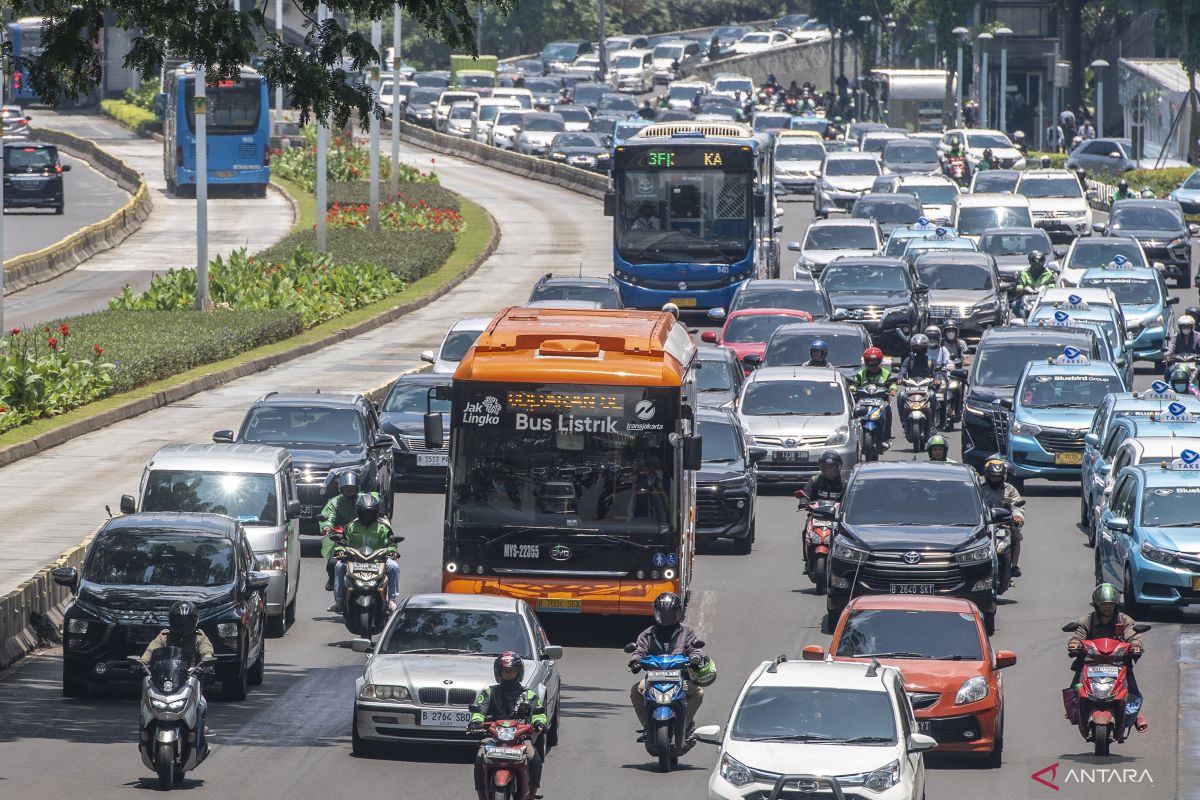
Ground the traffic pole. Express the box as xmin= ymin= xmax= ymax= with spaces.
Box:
xmin=391 ymin=4 xmax=401 ymax=199
xmin=316 ymin=2 xmax=328 ymax=253
xmin=275 ymin=0 xmax=284 ymax=127
xmin=0 ymin=55 xmax=5 ymax=333
xmin=194 ymin=66 xmax=210 ymax=310
xmin=369 ymin=19 xmax=381 ymax=232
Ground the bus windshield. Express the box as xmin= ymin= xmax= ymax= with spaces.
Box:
xmin=450 ymin=383 xmax=678 ymax=536
xmin=616 ymin=169 xmax=752 ymax=265
xmin=185 ymin=76 xmax=263 ymax=135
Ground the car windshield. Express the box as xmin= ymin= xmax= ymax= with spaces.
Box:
xmin=496 ymin=111 xmax=525 ymax=126
xmin=555 ymin=108 xmax=591 ymax=122
xmin=459 ymin=73 xmax=494 ymax=88
xmin=916 ymin=261 xmax=993 ymax=289
xmin=1020 ymin=177 xmax=1083 ymax=199
xmin=741 ymin=34 xmax=772 ymax=43
xmin=724 ymin=313 xmax=808 ymax=343
xmin=479 ymin=104 xmax=515 ymax=121
xmin=884 ymin=143 xmax=938 ymax=163
xmin=753 ymin=114 xmax=791 ymax=131
xmin=698 ymin=418 xmax=742 ymax=462
xmin=1021 ymin=373 xmax=1122 ymax=408
xmin=734 ymin=288 xmax=829 ymax=318
xmin=614 ymin=54 xmax=645 ymax=68
xmin=440 ymin=329 xmax=484 ymax=362
xmin=241 ymin=406 xmax=364 ymax=447
xmin=1069 ymin=240 xmax=1146 ymax=270
xmin=957 ymin=206 xmax=1031 ymax=235
xmin=553 ymin=133 xmax=600 ymax=148
xmin=766 ymin=332 xmax=863 ymax=367
xmin=449 ymin=105 xmax=473 ymax=120
xmin=408 ymin=88 xmax=441 ymax=106
xmin=714 ymin=78 xmax=754 ymax=94
xmin=615 ymin=122 xmax=648 ymax=139
xmin=84 ymin=529 xmax=235 ymax=587
xmin=542 ymin=43 xmax=580 ymax=60
xmin=654 ymin=45 xmax=685 ymax=59
xmin=822 ymin=264 xmax=907 ymax=292
xmin=1080 ymin=277 xmax=1160 ymax=305
xmin=835 ymin=609 xmax=984 ymax=660
xmin=806 ymin=226 xmax=877 ymax=250
xmin=854 ymin=200 xmax=920 ymax=225
xmin=573 ymin=85 xmax=608 ymax=105
xmin=974 ymin=340 xmax=1088 ymax=387
xmin=980 ymin=231 xmax=1052 ymax=256
xmin=669 ymin=85 xmax=704 ymax=100
xmin=908 ymin=184 xmax=958 ymax=205
xmin=1110 ymin=207 xmax=1183 ymax=232
xmin=966 ymin=133 xmax=1012 ymax=149
xmin=379 ymin=608 xmax=532 ymax=657
xmin=599 ymin=94 xmax=638 ymax=112
xmin=142 ymin=471 xmax=278 ymax=525
xmin=1141 ymin=487 xmax=1200 ymax=527
xmin=523 ymin=117 xmax=565 ymax=132
xmin=383 ymin=382 xmax=452 ymax=413
xmin=730 ymin=687 xmax=896 ymax=743
xmin=741 ymin=379 xmax=845 ymax=416
xmin=695 ymin=358 xmax=735 ymax=392
xmin=844 ymin=475 xmax=982 ymax=525
xmin=826 ymin=159 xmax=881 ymax=177
xmin=524 ymin=79 xmax=559 ymax=94
xmin=776 ymin=143 xmax=825 ymax=161
xmin=530 ymin=284 xmax=618 ymax=307
xmin=972 ymin=172 xmax=1019 ymax=193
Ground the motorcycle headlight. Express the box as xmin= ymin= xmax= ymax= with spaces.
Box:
xmin=955 ymin=543 xmax=993 ymax=564
xmin=649 ymin=686 xmax=677 ymax=705
xmin=833 ymin=541 xmax=869 ymax=563
xmin=1140 ymin=541 xmax=1176 ymax=565
xmin=955 ymin=675 xmax=990 ymax=705
xmin=826 ymin=426 xmax=850 ymax=446
xmin=256 ymin=549 xmax=287 ymax=571
xmin=1010 ymin=419 xmax=1042 ymax=436
xmin=841 ymin=760 xmax=900 ymax=792
xmin=495 ymin=725 xmax=518 ymax=741
xmin=149 ymin=697 xmax=188 ymax=712
xmin=719 ymin=752 xmax=753 ymax=787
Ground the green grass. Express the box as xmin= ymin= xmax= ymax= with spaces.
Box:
xmin=99 ymin=99 xmax=161 ymax=136
xmin=0 ymin=194 xmax=494 ymax=451
xmin=272 ymin=175 xmax=316 ymax=233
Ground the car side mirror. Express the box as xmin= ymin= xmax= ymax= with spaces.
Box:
xmin=741 ymin=353 xmax=762 ymax=368
xmin=61 ymin=164 xmax=71 ymax=172
xmin=700 ymin=330 xmax=718 ymax=343
xmin=1190 ymin=224 xmax=1200 ymax=237
xmin=748 ymin=447 xmax=768 ymax=464
xmin=908 ymin=733 xmax=938 ymax=753
xmin=424 ymin=412 xmax=445 ymax=451
xmin=998 ymin=280 xmax=1015 ymax=293
xmin=1084 ymin=432 xmax=1099 ymax=448
xmin=996 ymin=397 xmax=1013 ymax=410
xmin=1107 ymin=516 xmax=1131 ymax=533
xmin=832 ymin=309 xmax=849 ymax=321
xmin=420 ymin=350 xmax=435 ymax=364
xmin=707 ymin=307 xmax=727 ymax=321
xmin=1168 ymin=296 xmax=1180 ymax=305
xmin=682 ymin=435 xmax=703 ymax=471
xmin=543 ymin=645 xmax=563 ymax=660
xmin=1092 ymin=223 xmax=1106 ymax=234
xmin=787 ymin=241 xmax=802 ymax=251
xmin=773 ymin=223 xmax=784 ymax=233
xmin=120 ymin=494 xmax=136 ymax=514
xmin=372 ymin=432 xmax=395 ymax=449
xmin=801 ymin=645 xmax=825 ymax=660
xmin=693 ymin=724 xmax=722 ymax=744
xmin=51 ymin=566 xmax=79 ymax=590
xmin=247 ymin=571 xmax=271 ymax=592
xmin=212 ymin=429 xmax=234 ymax=443
xmin=286 ymin=499 xmax=302 ymax=520
xmin=351 ymin=638 xmax=373 ymax=653
xmin=994 ymin=650 xmax=1017 ymax=669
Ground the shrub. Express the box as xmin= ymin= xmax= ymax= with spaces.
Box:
xmin=271 ymin=126 xmax=437 ymax=191
xmin=328 ymin=180 xmax=460 ymax=211
xmin=1025 ymin=151 xmax=1067 ymax=169
xmin=256 ymin=230 xmax=457 ymax=283
xmin=100 ymin=99 xmax=161 ymax=136
xmin=123 ymin=78 xmax=162 ymax=111
xmin=1124 ymin=167 xmax=1194 ymax=199
xmin=326 ymin=200 xmax=465 ymax=234
xmin=0 ymin=324 xmax=115 ymax=433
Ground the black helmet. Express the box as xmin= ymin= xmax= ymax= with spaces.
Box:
xmin=338 ymin=471 xmax=360 ymax=495
xmin=653 ymin=592 xmax=684 ymax=627
xmin=493 ymin=650 xmax=525 ymax=684
xmin=810 ymin=338 xmax=829 ymax=360
xmin=1040 ymin=155 xmax=1051 ymax=168
xmin=1170 ymin=366 xmax=1192 ymax=394
xmin=1028 ymin=250 xmax=1046 ymax=269
xmin=983 ymin=456 xmax=1008 ymax=481
xmin=1118 ymin=178 xmax=1129 ymax=190
xmin=169 ymin=600 xmax=198 ymax=636
xmin=943 ymin=322 xmax=960 ymax=342
xmin=909 ymin=333 xmax=929 ymax=355
xmin=818 ymin=450 xmax=843 ymax=471
xmin=1184 ymin=306 xmax=1200 ymax=324
xmin=355 ymin=493 xmax=380 ymax=526
xmin=923 ymin=325 xmax=942 ymax=346
xmin=983 ymin=148 xmax=993 ymax=159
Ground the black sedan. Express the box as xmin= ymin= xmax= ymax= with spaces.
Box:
xmin=695 ymin=408 xmax=761 ymax=554
xmin=547 ymin=132 xmax=612 ymax=173
xmin=379 ymin=372 xmax=452 ymax=488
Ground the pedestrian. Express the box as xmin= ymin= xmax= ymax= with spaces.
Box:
xmin=1060 ymin=106 xmax=1077 ymax=145
xmin=1079 ymin=117 xmax=1096 ymax=140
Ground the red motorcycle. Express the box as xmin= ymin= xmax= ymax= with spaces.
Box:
xmin=945 ymin=155 xmax=969 ymax=186
xmin=794 ymin=492 xmax=838 ymax=594
xmin=1060 ymin=621 xmax=1150 ymax=756
xmin=476 ymin=719 xmax=537 ymax=800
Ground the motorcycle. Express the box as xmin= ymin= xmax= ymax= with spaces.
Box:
xmin=474 ymin=718 xmax=537 ymax=800
xmin=328 ymin=531 xmax=402 ymax=637
xmin=1060 ymin=621 xmax=1151 ymax=756
xmin=852 ymin=383 xmax=892 ymax=461
xmin=1009 ymin=286 xmax=1039 ymax=320
xmin=624 ymin=640 xmax=706 ymax=773
xmin=127 ymin=647 xmax=213 ymax=790
xmin=945 ymin=155 xmax=969 ymax=186
xmin=944 ymin=358 xmax=965 ymax=428
xmin=898 ymin=377 xmax=936 ymax=452
xmin=793 ymin=493 xmax=837 ymax=594
xmin=1167 ymin=352 xmax=1200 ymax=390
xmin=990 ymin=500 xmax=1024 ymax=594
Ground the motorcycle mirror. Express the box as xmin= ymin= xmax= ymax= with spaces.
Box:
xmin=792 ymin=488 xmax=806 ymax=500
xmin=1133 ymin=624 xmax=1151 ymax=633
xmin=623 ymin=643 xmax=637 ymax=654
xmin=1061 ymin=622 xmax=1078 ymax=633
xmin=693 ymin=640 xmax=706 ymax=649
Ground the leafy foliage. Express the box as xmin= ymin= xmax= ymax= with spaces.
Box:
xmin=0 ymin=324 xmax=115 ymax=433
xmin=122 ymin=76 xmax=162 ymax=110
xmin=100 ymin=98 xmax=161 ymax=135
xmin=329 ymin=180 xmax=459 ymax=210
xmin=271 ymin=126 xmax=436 ymax=191
xmin=326 ymin=199 xmax=465 ymax=233
xmin=257 ymin=228 xmax=457 ymax=283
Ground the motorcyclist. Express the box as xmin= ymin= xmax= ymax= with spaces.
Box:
xmin=898 ymin=334 xmax=947 ymax=435
xmin=629 ymin=592 xmax=713 ymax=740
xmin=926 ymin=434 xmax=955 ymax=463
xmin=1170 ymin=365 xmax=1197 ymax=396
xmin=976 ymin=147 xmax=997 ymax=171
xmin=802 ymin=339 xmax=832 ymax=368
xmin=787 ymin=79 xmax=801 ymax=98
xmin=708 ymin=34 xmax=721 ymax=61
xmin=942 ymin=321 xmax=966 ymax=362
xmin=1013 ymin=250 xmax=1055 ymax=316
xmin=850 ymin=346 xmax=895 ymax=444
xmin=139 ymin=601 xmax=214 ymax=757
xmin=1164 ymin=315 xmax=1200 ymax=379
xmin=1111 ymin=178 xmax=1136 ymax=204
xmin=638 ymin=99 xmax=655 ymax=120
xmin=469 ymin=651 xmax=547 ymax=800
xmin=764 ymin=73 xmax=780 ymax=93
xmin=328 ymin=494 xmax=402 ymax=615
xmin=320 ymin=472 xmax=381 ymax=591
xmin=925 ymin=325 xmax=954 ymax=428
xmin=1066 ymin=583 xmax=1148 ymax=732
xmin=979 ymin=456 xmax=1025 ymax=577
xmin=1012 ymin=129 xmax=1027 ymax=154
xmin=800 ymin=450 xmax=845 ymax=503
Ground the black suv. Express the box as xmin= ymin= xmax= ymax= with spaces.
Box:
xmin=959 ymin=326 xmax=1099 ymax=469
xmin=528 ymin=273 xmax=624 ymax=308
xmin=214 ymin=392 xmax=395 ymax=533
xmin=1102 ymin=199 xmax=1196 ymax=288
xmin=822 ymin=462 xmax=1001 ymax=633
xmin=54 ymin=513 xmax=268 ymax=700
xmin=820 ymin=256 xmax=928 ymax=354
xmin=379 ymin=372 xmax=452 ymax=487
xmin=4 ymin=141 xmax=70 ymax=213
xmin=695 ymin=408 xmax=761 ymax=553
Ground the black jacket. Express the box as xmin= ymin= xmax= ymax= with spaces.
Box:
xmin=802 ymin=474 xmax=845 ymax=503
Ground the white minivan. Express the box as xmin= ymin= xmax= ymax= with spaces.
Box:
xmin=951 ymin=192 xmax=1033 ymax=243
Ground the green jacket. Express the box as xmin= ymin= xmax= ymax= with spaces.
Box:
xmin=851 ymin=366 xmax=892 ymax=389
xmin=975 ymin=158 xmax=994 ymax=171
xmin=319 ymin=492 xmax=381 ymax=558
xmin=470 ymin=685 xmax=548 ymax=727
xmin=1111 ymin=189 xmax=1136 ymax=203
xmin=1016 ymin=268 xmax=1056 ymax=291
xmin=329 ymin=519 xmax=394 ymax=557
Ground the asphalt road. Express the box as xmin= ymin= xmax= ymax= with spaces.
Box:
xmin=3 ymin=149 xmax=130 ymax=260
xmin=0 ymin=158 xmax=1196 ymax=800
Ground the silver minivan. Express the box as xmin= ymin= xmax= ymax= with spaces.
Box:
xmin=120 ymin=444 xmax=302 ymax=636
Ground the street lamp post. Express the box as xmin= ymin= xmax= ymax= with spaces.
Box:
xmin=369 ymin=19 xmax=381 ymax=232
xmin=391 ymin=4 xmax=401 ymax=199
xmin=953 ymin=26 xmax=969 ymax=128
xmin=598 ymin=0 xmax=607 ymax=81
xmin=886 ymin=19 xmax=897 ymax=68
xmin=316 ymin=2 xmax=328 ymax=253
xmin=1091 ymin=58 xmax=1110 ymax=136
xmin=976 ymin=32 xmax=993 ymax=129
xmin=193 ymin=65 xmax=210 ymax=309
xmin=996 ymin=27 xmax=1012 ymax=133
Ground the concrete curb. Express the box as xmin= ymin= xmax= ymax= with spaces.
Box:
xmin=3 ymin=126 xmax=153 ymax=294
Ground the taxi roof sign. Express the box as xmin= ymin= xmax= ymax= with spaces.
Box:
xmin=1168 ymin=449 xmax=1200 ymax=470
xmin=914 ymin=217 xmax=931 ymax=228
xmin=1051 ymin=310 xmax=1072 ymax=327
xmin=1103 ymin=255 xmax=1135 ymax=270
xmin=1138 ymin=380 xmax=1177 ymax=401
xmin=1157 ymin=401 xmax=1196 ymax=423
xmin=1051 ymin=346 xmax=1090 ymax=365
xmin=1056 ymin=294 xmax=1091 ymax=311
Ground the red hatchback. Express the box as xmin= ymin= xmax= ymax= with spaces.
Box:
xmin=700 ymin=308 xmax=813 ymax=372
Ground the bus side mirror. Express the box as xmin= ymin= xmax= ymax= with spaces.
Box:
xmin=753 ymin=190 xmax=767 ymax=217
xmin=682 ymin=436 xmax=703 ymax=471
xmin=604 ymin=190 xmax=615 ymax=217
xmin=424 ymin=412 xmax=445 ymax=451
xmin=153 ymin=93 xmax=167 ymax=120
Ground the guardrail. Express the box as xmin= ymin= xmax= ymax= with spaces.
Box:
xmin=4 ymin=127 xmax=153 ymax=294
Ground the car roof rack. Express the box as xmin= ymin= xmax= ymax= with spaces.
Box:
xmin=766 ymin=654 xmax=788 ymax=673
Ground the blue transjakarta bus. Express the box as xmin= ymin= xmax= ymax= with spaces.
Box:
xmin=7 ymin=17 xmax=44 ymax=104
xmin=160 ymin=65 xmax=271 ymax=197
xmin=605 ymin=121 xmax=779 ymax=310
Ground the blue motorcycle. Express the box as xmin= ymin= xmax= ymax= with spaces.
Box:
xmin=624 ymin=642 xmax=704 ymax=772
xmin=853 ymin=383 xmax=892 ymax=461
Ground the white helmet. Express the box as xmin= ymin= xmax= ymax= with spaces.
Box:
xmin=1181 ymin=315 xmax=1196 ymax=332
xmin=661 ymin=302 xmax=680 ymax=320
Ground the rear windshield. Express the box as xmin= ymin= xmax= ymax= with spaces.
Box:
xmin=185 ymin=77 xmax=262 ymax=135
xmin=5 ymin=145 xmax=54 ymax=170
xmin=765 ymin=332 xmax=863 ymax=367
xmin=383 ymin=381 xmax=452 ymax=413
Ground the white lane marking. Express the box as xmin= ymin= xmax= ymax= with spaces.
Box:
xmin=693 ymin=589 xmax=716 ymax=642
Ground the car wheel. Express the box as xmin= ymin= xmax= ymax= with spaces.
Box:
xmin=1079 ymin=493 xmax=1090 ymax=527
xmin=285 ymin=574 xmax=298 ymax=626
xmin=1179 ymin=271 xmax=1193 ymax=290
xmin=547 ymin=710 xmax=560 ymax=748
xmin=248 ymin=640 xmax=265 ymax=686
xmin=53 ymin=204 xmax=64 ymax=215
xmin=352 ymin=714 xmax=378 ymax=757
xmin=733 ymin=528 xmax=753 ymax=555
xmin=983 ymin=610 xmax=996 ymax=635
xmin=221 ymin=648 xmax=249 ymax=701
xmin=266 ymin=613 xmax=286 ymax=638
xmin=1122 ymin=567 xmax=1147 ymax=617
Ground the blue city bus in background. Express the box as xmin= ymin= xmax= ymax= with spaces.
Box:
xmin=605 ymin=121 xmax=779 ymax=310
xmin=7 ymin=17 xmax=44 ymax=104
xmin=160 ymin=65 xmax=271 ymax=197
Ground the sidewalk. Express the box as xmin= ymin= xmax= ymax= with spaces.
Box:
xmin=6 ymin=111 xmax=293 ymax=328
xmin=0 ymin=136 xmax=610 ymax=596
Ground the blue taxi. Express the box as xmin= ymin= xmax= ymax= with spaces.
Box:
xmin=900 ymin=233 xmax=978 ymax=267
xmin=1027 ymin=303 xmax=1133 ymax=386
xmin=1003 ymin=347 xmax=1126 ymax=485
xmin=1097 ymin=449 xmax=1200 ymax=613
xmin=1079 ymin=260 xmax=1177 ymax=364
xmin=882 ymin=218 xmax=959 ymax=258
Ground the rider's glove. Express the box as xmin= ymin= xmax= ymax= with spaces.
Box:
xmin=467 ymin=721 xmax=482 ymax=733
xmin=628 ymin=659 xmax=642 ymax=674
xmin=689 ymin=654 xmax=704 ymax=669
xmin=533 ymin=722 xmax=546 ymax=733
xmin=1131 ymin=644 xmax=1144 ymax=659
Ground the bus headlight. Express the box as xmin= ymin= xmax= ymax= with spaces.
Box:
xmin=445 ymin=562 xmax=459 ymax=573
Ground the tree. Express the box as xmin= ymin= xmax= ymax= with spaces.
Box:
xmin=916 ymin=0 xmax=975 ymax=126
xmin=0 ymin=0 xmax=515 ymax=129
xmin=1156 ymin=0 xmax=1200 ymax=161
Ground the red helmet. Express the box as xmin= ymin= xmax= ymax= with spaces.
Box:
xmin=494 ymin=651 xmax=524 ymax=683
xmin=863 ymin=347 xmax=884 ymax=368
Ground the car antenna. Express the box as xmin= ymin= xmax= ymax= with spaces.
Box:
xmin=104 ymin=504 xmax=113 ymax=519
xmin=578 ymin=260 xmax=583 ymax=277
xmin=865 ymin=658 xmax=881 ymax=677
xmin=767 ymin=654 xmax=787 ymax=673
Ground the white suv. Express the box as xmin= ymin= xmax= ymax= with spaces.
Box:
xmin=695 ymin=657 xmax=934 ymax=800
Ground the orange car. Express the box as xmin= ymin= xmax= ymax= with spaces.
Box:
xmin=802 ymin=594 xmax=1015 ymax=764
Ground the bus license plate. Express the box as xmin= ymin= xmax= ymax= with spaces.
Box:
xmin=669 ymin=297 xmax=697 ymax=308
xmin=1055 ymin=452 xmax=1083 ymax=466
xmin=421 ymin=709 xmax=470 ymax=727
xmin=890 ymin=584 xmax=935 ymax=595
xmin=537 ymin=598 xmax=582 ymax=613
xmin=417 ymin=453 xmax=448 ymax=467
xmin=215 ymin=170 xmax=234 ymax=178
xmin=774 ymin=450 xmax=807 ymax=462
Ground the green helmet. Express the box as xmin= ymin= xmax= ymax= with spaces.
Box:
xmin=926 ymin=434 xmax=949 ymax=459
xmin=1092 ymin=583 xmax=1119 ymax=606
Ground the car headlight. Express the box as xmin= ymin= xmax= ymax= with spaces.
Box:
xmin=797 ymin=257 xmax=817 ymax=270
xmin=1141 ymin=541 xmax=1176 ymax=565
xmin=359 ymin=683 xmax=411 ymax=702
xmin=841 ymin=760 xmax=900 ymax=793
xmin=964 ymin=401 xmax=989 ymax=417
xmin=67 ymin=619 xmax=89 ymax=634
xmin=1170 ymin=236 xmax=1188 ymax=249
xmin=1010 ymin=419 xmax=1042 ymax=436
xmin=827 ymin=426 xmax=850 ymax=446
xmin=256 ymin=549 xmax=286 ymax=571
xmin=550 ymin=152 xmax=566 ymax=160
xmin=971 ymin=299 xmax=998 ymax=313
xmin=955 ymin=675 xmax=990 ymax=705
xmin=833 ymin=540 xmax=869 ymax=563
xmin=716 ymin=475 xmax=750 ymax=488
xmin=719 ymin=752 xmax=753 ymax=787
xmin=955 ymin=543 xmax=993 ymax=564
xmin=597 ymin=153 xmax=611 ymax=161
xmin=1150 ymin=314 xmax=1164 ymax=327
xmin=217 ymin=622 xmax=239 ymax=640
